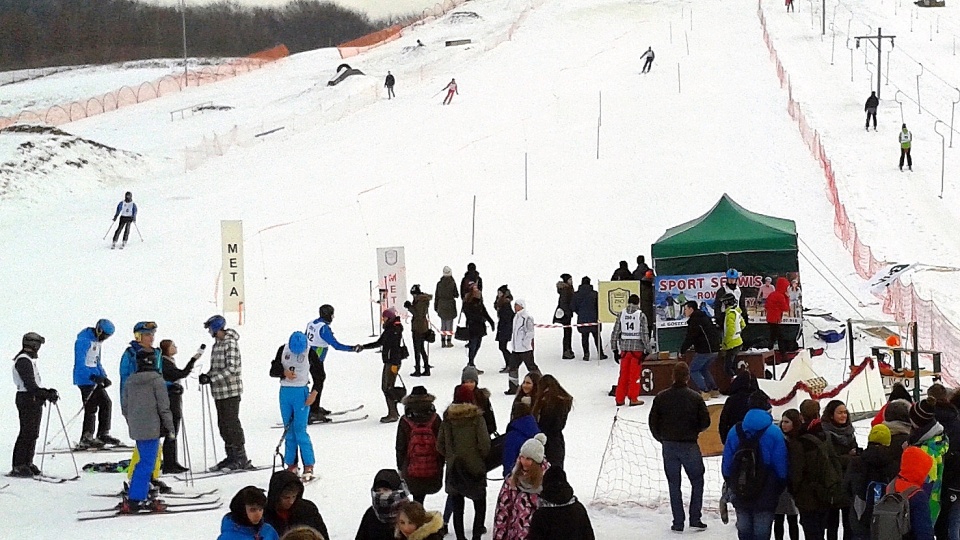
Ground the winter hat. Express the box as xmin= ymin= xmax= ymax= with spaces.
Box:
xmin=903 ymin=123 xmax=908 ymax=129
xmin=382 ymin=308 xmax=398 ymax=320
xmin=581 ymin=276 xmax=591 ymax=285
xmin=288 ymin=331 xmax=308 ymax=355
xmin=467 ymin=262 xmax=477 ymax=272
xmin=443 ymin=266 xmax=452 ymax=276
xmin=895 ymin=447 xmax=934 ymax=492
xmin=748 ymin=389 xmax=772 ymax=411
xmin=889 ymin=384 xmax=913 ymax=403
xmin=519 ymin=433 xmax=548 ymax=464
xmin=410 ymin=386 xmax=428 ymax=397
xmin=868 ymin=424 xmax=892 ymax=446
xmin=497 ymin=284 xmax=510 ymax=294
xmin=885 ymin=399 xmax=912 ymax=423
xmin=461 ymin=365 xmax=480 ymax=384
xmin=410 ymin=284 xmax=422 ymax=296
xmin=514 ymin=298 xmax=526 ymax=309
xmin=21 ymin=332 xmax=45 ymax=352
xmin=540 ymin=466 xmax=575 ymax=505
xmin=909 ymin=397 xmax=937 ymax=427
xmin=560 ymin=273 xmax=572 ymax=282
xmin=454 ymin=384 xmax=475 ymax=404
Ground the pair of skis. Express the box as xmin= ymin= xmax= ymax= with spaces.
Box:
xmin=5 ymin=473 xmax=80 ymax=484
xmin=78 ymin=497 xmax=222 ymax=521
xmin=173 ymin=464 xmax=272 ymax=482
xmin=271 ymin=404 xmax=367 ymax=428
xmin=39 ymin=444 xmax=133 ymax=456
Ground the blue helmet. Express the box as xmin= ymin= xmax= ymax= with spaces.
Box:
xmin=725 ymin=268 xmax=740 ymax=280
xmin=288 ymin=331 xmax=308 ymax=355
xmin=95 ymin=319 xmax=115 ymax=338
xmin=133 ymin=321 xmax=157 ymax=334
xmin=204 ymin=315 xmax=226 ymax=336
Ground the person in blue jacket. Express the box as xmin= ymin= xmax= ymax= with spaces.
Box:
xmin=219 ymin=486 xmax=280 ymax=540
xmin=502 ymin=399 xmax=541 ymax=478
xmin=120 ymin=322 xmax=163 ymax=407
xmin=111 ymin=191 xmax=137 ymax=249
xmin=304 ymin=304 xmax=362 ymax=423
xmin=721 ymin=392 xmax=789 ymax=540
xmin=74 ymin=318 xmax=122 ymax=449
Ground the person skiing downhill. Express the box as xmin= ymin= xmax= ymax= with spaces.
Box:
xmin=304 ymin=304 xmax=363 ymax=424
xmin=74 ymin=318 xmax=123 ymax=450
xmin=864 ymin=91 xmax=879 ymax=131
xmin=385 ymin=71 xmax=396 ymax=99
xmin=270 ymin=331 xmax=321 ymax=482
xmin=112 ymin=191 xmax=137 ymax=249
xmin=442 ymin=79 xmax=458 ymax=105
xmin=641 ymin=47 xmax=655 ymax=73
xmin=10 ymin=332 xmax=58 ymax=478
xmin=900 ymin=123 xmax=913 ymax=171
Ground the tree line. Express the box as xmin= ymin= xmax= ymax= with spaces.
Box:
xmin=0 ymin=0 xmax=391 ymax=71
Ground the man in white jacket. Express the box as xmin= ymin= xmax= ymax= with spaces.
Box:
xmin=505 ymin=298 xmax=540 ymax=395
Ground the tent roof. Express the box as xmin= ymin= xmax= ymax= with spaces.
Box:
xmin=652 ymin=194 xmax=797 ymax=259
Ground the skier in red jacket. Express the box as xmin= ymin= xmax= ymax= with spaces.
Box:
xmin=765 ymin=277 xmax=791 ymax=358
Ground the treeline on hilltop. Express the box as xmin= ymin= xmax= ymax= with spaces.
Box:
xmin=0 ymin=0 xmax=391 ymax=71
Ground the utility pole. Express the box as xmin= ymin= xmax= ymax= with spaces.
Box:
xmin=181 ymin=0 xmax=188 ymax=86
xmin=822 ymin=0 xmax=826 ymax=35
xmin=855 ymin=27 xmax=895 ymax=99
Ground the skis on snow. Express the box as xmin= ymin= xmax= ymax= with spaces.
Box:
xmin=92 ymin=488 xmax=219 ymax=499
xmin=78 ymin=497 xmax=221 ymax=514
xmin=39 ymin=444 xmax=133 ymax=455
xmin=4 ymin=473 xmax=80 ymax=484
xmin=173 ymin=464 xmax=271 ymax=482
xmin=272 ymin=405 xmax=366 ymax=428
xmin=77 ymin=500 xmax=222 ymax=521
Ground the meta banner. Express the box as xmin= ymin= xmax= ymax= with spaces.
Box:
xmin=376 ymin=247 xmax=407 ymax=316
xmin=221 ymin=220 xmax=245 ymax=313
xmin=655 ymin=271 xmax=802 ymax=328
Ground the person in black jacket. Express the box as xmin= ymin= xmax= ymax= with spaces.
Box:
xmin=385 ymin=71 xmax=396 ymax=99
xmin=610 ymin=261 xmax=633 ymax=281
xmin=528 ymin=466 xmax=596 ymax=540
xmin=649 ymin=362 xmax=711 ymax=533
xmin=264 ymin=470 xmax=329 ymax=538
xmin=554 ymin=274 xmax=575 ymax=359
xmin=532 ymin=375 xmax=573 ymax=469
xmin=462 ymin=284 xmax=495 ymax=370
xmin=460 ymin=263 xmax=483 ymax=300
xmin=494 ymin=286 xmax=514 ymax=373
xmin=356 ymin=469 xmax=411 ymax=540
xmin=362 ymin=309 xmax=408 ymax=423
xmin=570 ymin=277 xmax=607 ymax=361
xmin=10 ymin=332 xmax=58 ymax=477
xmin=679 ymin=301 xmax=721 ymax=399
xmin=632 ymin=255 xmax=652 ymax=281
xmin=158 ymin=339 xmax=202 ymax=473
xmin=718 ymin=372 xmax=759 ymax=443
xmin=864 ymin=91 xmax=878 ymax=131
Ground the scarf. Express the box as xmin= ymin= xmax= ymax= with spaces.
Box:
xmin=371 ymin=486 xmax=409 ymax=523
xmin=821 ymin=420 xmax=857 ymax=450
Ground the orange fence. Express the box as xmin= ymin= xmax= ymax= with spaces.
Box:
xmin=757 ymin=1 xmax=959 ymax=385
xmin=0 ymin=44 xmax=289 ymax=130
xmin=337 ymin=0 xmax=470 ymax=58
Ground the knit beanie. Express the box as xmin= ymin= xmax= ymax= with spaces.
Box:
xmin=868 ymin=424 xmax=892 ymax=446
xmin=748 ymin=389 xmax=772 ymax=411
xmin=910 ymin=397 xmax=937 ymax=427
xmin=885 ymin=399 xmax=912 ymax=423
xmin=519 ymin=433 xmax=548 ymax=464
xmin=461 ymin=365 xmax=480 ymax=384
xmin=540 ymin=466 xmax=575 ymax=505
xmin=454 ymin=384 xmax=475 ymax=404
xmin=443 ymin=266 xmax=452 ymax=276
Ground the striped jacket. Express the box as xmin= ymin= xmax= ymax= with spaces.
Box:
xmin=208 ymin=328 xmax=243 ymax=400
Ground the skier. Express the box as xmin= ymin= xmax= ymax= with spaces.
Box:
xmin=200 ymin=314 xmax=253 ymax=471
xmin=120 ymin=342 xmax=174 ymax=513
xmin=10 ymin=332 xmax=58 ymax=478
xmin=361 ymin=308 xmax=408 ymax=423
xmin=641 ymin=47 xmax=655 ymax=73
xmin=74 ymin=318 xmax=123 ymax=450
xmin=159 ymin=339 xmax=201 ymax=474
xmin=442 ymin=78 xmax=458 ymax=105
xmin=864 ymin=91 xmax=879 ymax=131
xmin=111 ymin=191 xmax=137 ymax=249
xmin=304 ymin=304 xmax=363 ymax=424
xmin=900 ymin=123 xmax=913 ymax=171
xmin=269 ymin=331 xmax=321 ymax=481
xmin=385 ymin=71 xmax=396 ymax=99
xmin=713 ymin=268 xmax=748 ymax=327
xmin=119 ymin=321 xmax=167 ymax=490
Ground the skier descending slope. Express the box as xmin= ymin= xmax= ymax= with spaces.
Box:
xmin=304 ymin=305 xmax=363 ymax=424
xmin=442 ymin=79 xmax=458 ymax=105
xmin=111 ymin=191 xmax=137 ymax=249
xmin=269 ymin=331 xmax=321 ymax=482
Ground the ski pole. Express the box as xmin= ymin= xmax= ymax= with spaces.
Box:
xmin=133 ymin=222 xmax=144 ymax=242
xmin=102 ymin=221 xmax=115 ymax=240
xmin=200 ymin=383 xmax=208 ymax=473
xmin=204 ymin=386 xmax=218 ymax=465
xmin=38 ymin=401 xmax=53 ymax=477
xmin=180 ymin=406 xmax=193 ymax=487
xmin=54 ymin=402 xmax=81 ymax=479
xmin=46 ymin=383 xmax=101 ymax=449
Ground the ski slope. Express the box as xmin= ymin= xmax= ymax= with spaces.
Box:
xmin=1 ymin=0 xmax=957 ymax=537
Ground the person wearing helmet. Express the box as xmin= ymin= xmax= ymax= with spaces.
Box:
xmin=111 ymin=191 xmax=137 ymax=249
xmin=74 ymin=318 xmax=122 ymax=450
xmin=713 ymin=269 xmax=749 ymax=328
xmin=304 ymin=305 xmax=363 ymax=424
xmin=269 ymin=331 xmax=322 ymax=482
xmin=360 ymin=308 xmax=408 ymax=423
xmin=199 ymin=314 xmax=252 ymax=471
xmin=11 ymin=332 xmax=58 ymax=477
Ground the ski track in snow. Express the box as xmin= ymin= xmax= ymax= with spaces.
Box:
xmin=0 ymin=0 xmax=957 ymax=537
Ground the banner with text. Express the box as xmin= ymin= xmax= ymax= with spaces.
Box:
xmin=655 ymin=271 xmax=802 ymax=328
xmin=221 ymin=220 xmax=245 ymax=313
xmin=598 ymin=281 xmax=641 ymax=324
xmin=376 ymin=247 xmax=407 ymax=316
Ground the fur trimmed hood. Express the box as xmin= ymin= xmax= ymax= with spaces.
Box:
xmin=398 ymin=511 xmax=444 ymax=540
xmin=402 ymin=391 xmax=436 ymax=407
xmin=443 ymin=402 xmax=481 ymax=421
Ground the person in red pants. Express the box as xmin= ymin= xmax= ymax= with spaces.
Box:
xmin=441 ymin=78 xmax=458 ymax=105
xmin=610 ymin=294 xmax=650 ymax=406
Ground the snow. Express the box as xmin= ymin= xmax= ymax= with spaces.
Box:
xmin=1 ymin=0 xmax=958 ymax=537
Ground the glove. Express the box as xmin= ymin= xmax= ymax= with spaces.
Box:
xmin=45 ymin=388 xmax=60 ymax=404
xmin=198 ymin=373 xmax=211 ymax=385
xmin=403 ymin=301 xmax=412 ymax=309
xmin=390 ymin=364 xmax=399 ymax=375
xmin=613 ymin=350 xmax=621 ymax=364
xmin=112 ymin=216 xmax=117 ymax=222
xmin=170 ymin=383 xmax=184 ymax=395
xmin=102 ymin=377 xmax=112 ymax=389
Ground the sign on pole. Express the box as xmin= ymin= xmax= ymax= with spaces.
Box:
xmin=598 ymin=281 xmax=640 ymax=323
xmin=376 ymin=247 xmax=407 ymax=316
xmin=221 ymin=220 xmax=245 ymax=313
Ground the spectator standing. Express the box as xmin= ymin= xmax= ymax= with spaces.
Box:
xmin=435 ymin=267 xmax=459 ymax=348
xmin=494 ymin=286 xmax=515 ymax=373
xmin=554 ymin=274 xmax=575 ymax=360
xmin=532 ymin=375 xmax=573 ymax=469
xmin=570 ymin=277 xmax=607 ymax=360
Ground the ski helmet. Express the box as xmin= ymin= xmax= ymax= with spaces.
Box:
xmin=22 ymin=332 xmax=45 ymax=351
xmin=288 ymin=331 xmax=308 ymax=355
xmin=204 ymin=315 xmax=226 ymax=336
xmin=725 ymin=268 xmax=740 ymax=280
xmin=95 ymin=319 xmax=115 ymax=339
xmin=133 ymin=321 xmax=157 ymax=335
xmin=318 ymin=305 xmax=334 ymax=323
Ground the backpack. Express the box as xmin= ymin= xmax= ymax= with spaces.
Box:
xmin=730 ymin=423 xmax=770 ymax=501
xmin=870 ymin=481 xmax=919 ymax=540
xmin=404 ymin=415 xmax=440 ymax=479
xmin=800 ymin=433 xmax=846 ymax=508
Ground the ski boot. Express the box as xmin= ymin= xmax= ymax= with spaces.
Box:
xmin=410 ymin=368 xmax=422 ymax=377
xmin=301 ymin=466 xmax=315 ymax=483
xmin=8 ymin=465 xmax=35 ymax=477
xmin=111 ymin=242 xmax=117 ymax=250
xmin=99 ymin=434 xmax=123 ymax=447
xmin=151 ymin=479 xmax=173 ymax=494
xmin=77 ymin=433 xmax=105 ymax=450
xmin=120 ymin=241 xmax=127 ymax=250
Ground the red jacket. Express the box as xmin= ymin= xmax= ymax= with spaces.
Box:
xmin=765 ymin=278 xmax=790 ymax=324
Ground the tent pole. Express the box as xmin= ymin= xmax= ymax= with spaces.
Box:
xmin=911 ymin=321 xmax=921 ymax=402
xmin=847 ymin=318 xmax=855 ymax=368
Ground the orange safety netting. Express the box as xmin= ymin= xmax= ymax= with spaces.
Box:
xmin=0 ymin=44 xmax=289 ymax=130
xmin=757 ymin=1 xmax=959 ymax=386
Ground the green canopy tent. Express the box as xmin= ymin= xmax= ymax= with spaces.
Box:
xmin=651 ymin=194 xmax=801 ymax=352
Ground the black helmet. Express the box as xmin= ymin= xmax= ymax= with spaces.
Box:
xmin=22 ymin=332 xmax=45 ymax=351
xmin=319 ymin=304 xmax=335 ymax=322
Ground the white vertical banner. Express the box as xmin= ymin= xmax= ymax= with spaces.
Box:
xmin=376 ymin=247 xmax=407 ymax=316
xmin=221 ymin=220 xmax=245 ymax=313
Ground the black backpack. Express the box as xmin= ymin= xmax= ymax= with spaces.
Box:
xmin=730 ymin=423 xmax=770 ymax=501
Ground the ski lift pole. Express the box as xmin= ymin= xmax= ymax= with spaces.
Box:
xmin=935 ymin=120 xmax=947 ymax=199
xmin=895 ymin=90 xmax=906 ymax=124
xmin=204 ymin=385 xmax=218 ymax=465
xmin=951 ymin=88 xmax=960 ymax=148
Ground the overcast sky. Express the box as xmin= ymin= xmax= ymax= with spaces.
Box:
xmin=153 ymin=0 xmax=438 ymax=20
